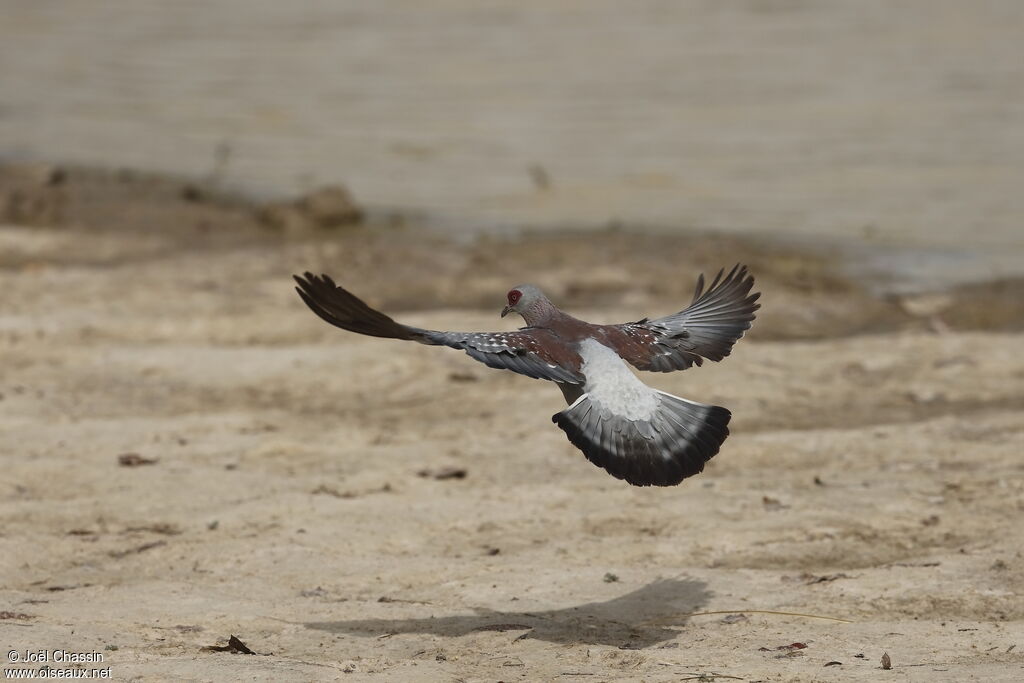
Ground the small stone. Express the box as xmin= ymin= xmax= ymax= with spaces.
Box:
xmin=897 ymin=293 xmax=953 ymax=318
xmin=299 ymin=185 xmax=363 ymax=228
xmin=257 ymin=204 xmax=309 ymax=233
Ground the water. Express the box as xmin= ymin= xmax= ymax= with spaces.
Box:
xmin=2 ymin=1 xmax=1022 ymax=287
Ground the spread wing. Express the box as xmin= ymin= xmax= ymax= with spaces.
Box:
xmin=610 ymin=264 xmax=760 ymax=372
xmin=294 ymin=272 xmax=584 ymax=384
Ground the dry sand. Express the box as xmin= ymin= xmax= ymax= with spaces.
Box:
xmin=1 ymin=167 xmax=1022 ymax=681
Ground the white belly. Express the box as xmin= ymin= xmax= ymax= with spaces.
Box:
xmin=577 ymin=337 xmax=660 ymax=420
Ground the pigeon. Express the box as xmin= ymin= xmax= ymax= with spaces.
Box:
xmin=293 ymin=265 xmax=760 ymax=487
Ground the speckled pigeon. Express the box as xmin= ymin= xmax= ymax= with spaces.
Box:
xmin=294 ymin=265 xmax=759 ymax=487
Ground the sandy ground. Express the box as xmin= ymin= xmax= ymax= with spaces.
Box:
xmin=0 ymin=167 xmax=1022 ymax=681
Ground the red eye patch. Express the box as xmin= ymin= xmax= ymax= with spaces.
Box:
xmin=507 ymin=290 xmax=522 ymax=305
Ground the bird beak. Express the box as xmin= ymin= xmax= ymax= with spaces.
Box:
xmin=500 ymin=305 xmax=511 ymax=318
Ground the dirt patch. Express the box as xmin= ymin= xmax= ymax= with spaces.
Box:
xmin=1 ymin=162 xmax=1019 ymax=341
xmin=1 ymin=163 xmax=1022 ymax=681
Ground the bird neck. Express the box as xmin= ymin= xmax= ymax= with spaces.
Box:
xmin=521 ymin=298 xmax=560 ymax=327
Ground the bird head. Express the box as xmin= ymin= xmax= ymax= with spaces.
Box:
xmin=501 ymin=284 xmax=546 ymax=320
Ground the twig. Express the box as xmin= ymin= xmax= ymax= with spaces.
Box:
xmin=678 ymin=609 xmax=853 ymax=623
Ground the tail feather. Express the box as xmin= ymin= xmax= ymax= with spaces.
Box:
xmin=553 ymin=390 xmax=730 ymax=487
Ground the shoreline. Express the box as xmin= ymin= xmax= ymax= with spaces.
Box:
xmin=3 ymin=160 xmax=1022 ymax=341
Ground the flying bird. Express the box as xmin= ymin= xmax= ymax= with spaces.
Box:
xmin=294 ymin=266 xmax=759 ymax=487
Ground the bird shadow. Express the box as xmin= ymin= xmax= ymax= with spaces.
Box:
xmin=305 ymin=577 xmax=709 ymax=648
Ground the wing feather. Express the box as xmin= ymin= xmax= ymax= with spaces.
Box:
xmin=608 ymin=264 xmax=760 ymax=373
xmin=294 ymin=273 xmax=584 ymax=383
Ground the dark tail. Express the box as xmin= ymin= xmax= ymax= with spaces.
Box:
xmin=552 ymin=390 xmax=730 ymax=487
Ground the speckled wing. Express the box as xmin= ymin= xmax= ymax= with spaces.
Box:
xmin=611 ymin=264 xmax=760 ymax=373
xmin=294 ymin=272 xmax=584 ymax=384
xmin=419 ymin=329 xmax=584 ymax=383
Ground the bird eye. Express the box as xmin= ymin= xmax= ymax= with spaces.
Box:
xmin=508 ymin=290 xmax=521 ymax=305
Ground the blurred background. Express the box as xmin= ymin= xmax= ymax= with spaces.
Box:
xmin=2 ymin=3 xmax=1023 ymax=680
xmin=3 ymin=1 xmax=1023 ymax=283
